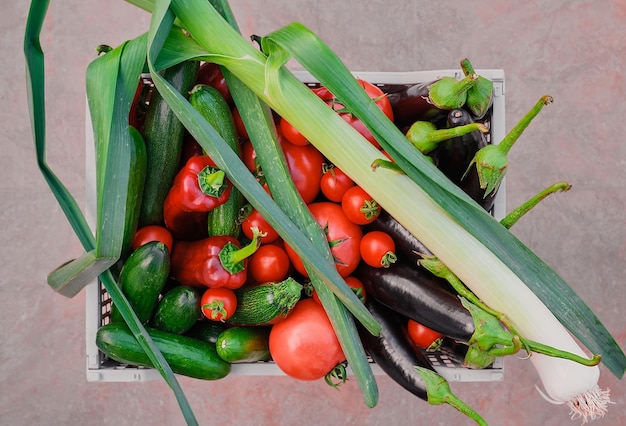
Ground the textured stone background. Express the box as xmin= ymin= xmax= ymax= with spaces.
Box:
xmin=2 ymin=1 xmax=625 ymax=425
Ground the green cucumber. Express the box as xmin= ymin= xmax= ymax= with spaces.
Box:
xmin=96 ymin=323 xmax=231 ymax=380
xmin=152 ymin=286 xmax=201 ymax=334
xmin=139 ymin=60 xmax=199 ymax=226
xmin=216 ymin=326 xmax=271 ymax=363
xmin=190 ymin=84 xmax=245 ymax=238
xmin=109 ymin=241 xmax=170 ymax=324
xmin=184 ymin=320 xmax=227 ymax=345
xmin=120 ymin=126 xmax=147 ymax=258
xmin=226 ymin=277 xmax=303 ymax=326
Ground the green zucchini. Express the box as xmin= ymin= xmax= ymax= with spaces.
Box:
xmin=152 ymin=285 xmax=201 ymax=334
xmin=216 ymin=326 xmax=271 ymax=363
xmin=109 ymin=241 xmax=170 ymax=324
xmin=184 ymin=320 xmax=227 ymax=345
xmin=226 ymin=277 xmax=303 ymax=326
xmin=96 ymin=323 xmax=231 ymax=380
xmin=139 ymin=60 xmax=199 ymax=226
xmin=120 ymin=126 xmax=147 ymax=258
xmin=190 ymin=84 xmax=245 ymax=238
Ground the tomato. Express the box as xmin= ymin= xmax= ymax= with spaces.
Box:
xmin=248 ymin=243 xmax=291 ymax=284
xmin=312 ymin=276 xmax=366 ymax=304
xmin=341 ymin=185 xmax=381 ymax=225
xmin=280 ymin=117 xmax=309 ymax=146
xmin=241 ymin=208 xmax=279 ymax=244
xmin=360 ymin=231 xmax=397 ymax=268
xmin=407 ymin=319 xmax=444 ymax=351
xmin=196 ymin=62 xmax=232 ymax=105
xmin=269 ymin=298 xmax=345 ymax=381
xmin=232 ymin=107 xmax=248 ymax=140
xmin=320 ymin=165 xmax=354 ymax=202
xmin=280 ymin=135 xmax=324 ymax=204
xmin=240 ymin=139 xmax=259 ymax=174
xmin=200 ymin=287 xmax=237 ymax=321
xmin=285 ymin=202 xmax=362 ymax=277
xmin=132 ymin=225 xmax=174 ymax=253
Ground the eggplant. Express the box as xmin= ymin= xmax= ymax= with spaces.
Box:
xmin=387 ymin=74 xmax=478 ymax=128
xmin=355 ymin=262 xmax=474 ymax=342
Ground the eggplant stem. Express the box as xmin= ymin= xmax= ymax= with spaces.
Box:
xmin=500 ymin=181 xmax=571 ymax=229
xmin=520 ymin=338 xmax=602 ymax=366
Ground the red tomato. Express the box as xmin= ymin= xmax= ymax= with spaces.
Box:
xmin=269 ymin=298 xmax=345 ymax=381
xmin=132 ymin=225 xmax=174 ymax=253
xmin=280 ymin=135 xmax=324 ymax=204
xmin=360 ymin=231 xmax=397 ymax=268
xmin=241 ymin=209 xmax=279 ymax=244
xmin=407 ymin=319 xmax=444 ymax=351
xmin=248 ymin=244 xmax=291 ymax=284
xmin=196 ymin=62 xmax=232 ymax=105
xmin=320 ymin=166 xmax=355 ymax=202
xmin=341 ymin=185 xmax=381 ymax=225
xmin=200 ymin=287 xmax=237 ymax=321
xmin=285 ymin=202 xmax=362 ymax=277
xmin=241 ymin=139 xmax=259 ymax=174
xmin=232 ymin=107 xmax=248 ymax=139
xmin=280 ymin=117 xmax=309 ymax=146
xmin=312 ymin=276 xmax=366 ymax=304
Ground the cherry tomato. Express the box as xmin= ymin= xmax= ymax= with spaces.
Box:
xmin=269 ymin=298 xmax=345 ymax=381
xmin=341 ymin=185 xmax=381 ymax=225
xmin=407 ymin=319 xmax=444 ymax=351
xmin=196 ymin=62 xmax=232 ymax=105
xmin=280 ymin=134 xmax=324 ymax=204
xmin=285 ymin=202 xmax=362 ymax=277
xmin=360 ymin=231 xmax=397 ymax=268
xmin=320 ymin=166 xmax=355 ymax=202
xmin=132 ymin=225 xmax=174 ymax=253
xmin=240 ymin=139 xmax=259 ymax=174
xmin=232 ymin=107 xmax=248 ymax=140
xmin=200 ymin=287 xmax=237 ymax=321
xmin=241 ymin=208 xmax=279 ymax=244
xmin=248 ymin=244 xmax=291 ymax=284
xmin=312 ymin=276 xmax=366 ymax=304
xmin=280 ymin=117 xmax=309 ymax=146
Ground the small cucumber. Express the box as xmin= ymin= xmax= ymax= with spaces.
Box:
xmin=226 ymin=277 xmax=303 ymax=326
xmin=96 ymin=323 xmax=231 ymax=380
xmin=152 ymin=286 xmax=201 ymax=334
xmin=190 ymin=84 xmax=245 ymax=238
xmin=139 ymin=60 xmax=199 ymax=226
xmin=109 ymin=241 xmax=170 ymax=324
xmin=216 ymin=326 xmax=271 ymax=363
xmin=184 ymin=320 xmax=227 ymax=345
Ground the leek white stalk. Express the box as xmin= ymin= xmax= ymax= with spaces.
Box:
xmin=165 ymin=0 xmax=612 ymax=418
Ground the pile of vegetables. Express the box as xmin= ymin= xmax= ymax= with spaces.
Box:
xmin=24 ymin=0 xmax=625 ymax=425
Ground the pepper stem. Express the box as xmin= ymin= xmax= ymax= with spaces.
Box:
xmin=414 ymin=366 xmax=488 ymax=426
xmin=219 ymin=226 xmax=263 ymax=273
xmin=197 ymin=165 xmax=227 ymax=197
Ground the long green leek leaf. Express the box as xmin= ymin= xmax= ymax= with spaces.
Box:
xmin=144 ymin=0 xmax=380 ymax=336
xmin=260 ymin=23 xmax=626 ymax=378
xmin=208 ymin=0 xmax=378 ymax=406
xmin=24 ymin=2 xmax=197 ymax=422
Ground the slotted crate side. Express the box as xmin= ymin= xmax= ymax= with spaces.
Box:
xmin=85 ymin=69 xmax=506 ymax=383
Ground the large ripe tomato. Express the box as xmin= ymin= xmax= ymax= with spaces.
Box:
xmin=285 ymin=202 xmax=362 ymax=277
xmin=132 ymin=225 xmax=174 ymax=254
xmin=269 ymin=298 xmax=345 ymax=381
xmin=248 ymin=243 xmax=291 ymax=284
xmin=407 ymin=319 xmax=444 ymax=351
xmin=280 ymin=117 xmax=309 ymax=146
xmin=280 ymin=134 xmax=324 ymax=204
xmin=320 ymin=165 xmax=354 ymax=202
xmin=312 ymin=275 xmax=366 ymax=305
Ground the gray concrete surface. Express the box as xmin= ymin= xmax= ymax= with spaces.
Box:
xmin=2 ymin=0 xmax=625 ymax=425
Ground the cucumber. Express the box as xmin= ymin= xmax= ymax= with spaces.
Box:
xmin=216 ymin=326 xmax=271 ymax=363
xmin=226 ymin=277 xmax=303 ymax=326
xmin=152 ymin=285 xmax=201 ymax=334
xmin=184 ymin=320 xmax=227 ymax=345
xmin=139 ymin=60 xmax=199 ymax=226
xmin=190 ymin=84 xmax=245 ymax=238
xmin=96 ymin=323 xmax=231 ymax=380
xmin=120 ymin=126 xmax=147 ymax=258
xmin=109 ymin=241 xmax=170 ymax=324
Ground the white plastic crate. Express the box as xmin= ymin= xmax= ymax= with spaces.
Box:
xmin=85 ymin=69 xmax=506 ymax=383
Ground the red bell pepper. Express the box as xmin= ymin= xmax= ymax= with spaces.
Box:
xmin=163 ymin=155 xmax=232 ymax=240
xmin=170 ymin=227 xmax=263 ymax=289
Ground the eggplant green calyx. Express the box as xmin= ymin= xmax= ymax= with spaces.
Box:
xmin=406 ymin=121 xmax=488 ymax=154
xmin=429 ymin=74 xmax=479 ymax=111
xmin=464 ymin=95 xmax=553 ymax=197
xmin=460 ymin=58 xmax=493 ymax=119
xmin=414 ymin=366 xmax=488 ymax=426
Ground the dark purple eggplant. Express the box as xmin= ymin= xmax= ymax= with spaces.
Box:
xmin=355 ymin=262 xmax=474 ymax=342
xmin=387 ymin=74 xmax=478 ymax=128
